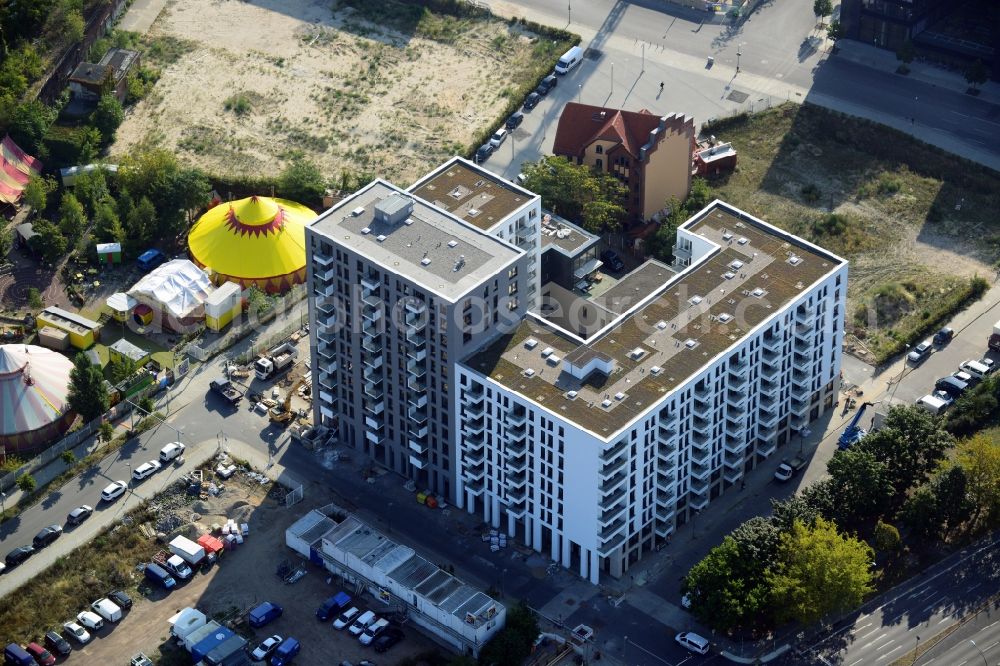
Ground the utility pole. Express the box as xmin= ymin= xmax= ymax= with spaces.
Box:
xmin=641 ymin=43 xmax=645 ymax=72
xmin=737 ymin=44 xmax=743 ymax=73
xmin=568 ymin=1 xmax=571 ymax=24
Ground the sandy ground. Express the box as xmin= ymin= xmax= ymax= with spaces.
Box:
xmin=114 ymin=0 xmax=550 ymax=184
xmin=73 ymin=471 xmax=437 ymax=665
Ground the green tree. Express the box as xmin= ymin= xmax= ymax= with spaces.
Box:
xmin=92 ymin=94 xmax=124 ymax=144
xmin=686 ymin=177 xmax=712 ymax=212
xmin=965 ymin=60 xmax=989 ymax=92
xmin=827 ymin=447 xmax=894 ymax=526
xmin=522 ymin=156 xmax=627 ymax=233
xmin=74 ymin=167 xmax=112 ymax=214
xmin=767 ymin=518 xmax=874 ymax=625
xmin=107 ymin=355 xmax=136 ymax=384
xmin=9 ymin=100 xmax=56 ymax=154
xmin=479 ymin=601 xmax=537 ymax=666
xmin=139 ymin=396 xmax=155 ymax=414
xmin=67 ymin=353 xmax=110 ymax=422
xmin=955 ymin=434 xmax=1000 ymax=527
xmin=683 ymin=532 xmax=774 ymax=631
xmin=60 ymin=450 xmax=76 ymax=464
xmin=645 ymin=196 xmax=686 ymax=263
xmin=119 ymin=149 xmax=209 ymax=235
xmin=278 ymin=156 xmax=326 ymax=204
xmin=932 ymin=465 xmax=973 ymax=536
xmin=859 ymin=405 xmax=952 ymax=508
xmin=44 ymin=0 xmax=84 ymax=47
xmin=0 ymin=227 xmax=12 ymax=261
xmin=125 ymin=196 xmax=157 ymax=251
xmin=872 ymin=520 xmax=901 ymax=553
xmin=827 ymin=19 xmax=843 ymax=42
xmin=22 ymin=175 xmax=52 ymax=213
xmin=901 ymin=485 xmax=941 ymax=542
xmin=896 ymin=41 xmax=915 ymax=65
xmin=27 ymin=287 xmax=43 ymax=309
xmin=28 ymin=218 xmax=68 ymax=263
xmin=167 ymin=167 xmax=210 ymax=227
xmin=59 ymin=192 xmax=87 ymax=243
xmin=771 ymin=478 xmax=837 ymax=530
xmin=16 ymin=472 xmax=37 ymax=493
xmin=99 ymin=421 xmax=115 ymax=443
xmin=77 ymin=126 xmax=102 ymax=164
xmin=93 ymin=201 xmax=126 ymax=245
xmin=813 ymin=0 xmax=833 ymax=26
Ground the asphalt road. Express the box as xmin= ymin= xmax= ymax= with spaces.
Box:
xmin=918 ymin=604 xmax=1000 ymax=666
xmin=483 ymin=0 xmax=1000 ymax=173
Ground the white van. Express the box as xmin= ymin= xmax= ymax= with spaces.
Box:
xmin=554 ymin=45 xmax=584 ymax=74
xmin=915 ymin=394 xmax=949 ymax=416
xmin=91 ymin=598 xmax=123 ymax=623
xmin=960 ymin=359 xmax=991 ymax=380
xmin=675 ymin=631 xmax=710 ymax=655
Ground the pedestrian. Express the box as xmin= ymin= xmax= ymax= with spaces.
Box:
xmin=740 ymin=479 xmax=746 ymax=491
xmin=659 ymin=81 xmax=664 ymax=91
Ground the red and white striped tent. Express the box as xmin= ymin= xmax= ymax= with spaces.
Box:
xmin=0 ymin=135 xmax=44 ymax=206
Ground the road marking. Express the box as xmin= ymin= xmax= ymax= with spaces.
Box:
xmin=876 ymin=643 xmax=905 ymax=660
xmin=922 ymin=593 xmax=946 ymax=613
xmin=862 ymin=633 xmax=887 ymax=649
xmin=858 ymin=626 xmax=882 ymax=640
xmin=849 ymin=659 xmax=865 ymax=666
xmin=984 ymin=641 xmax=998 ymax=651
xmin=856 ymin=621 xmax=873 ymax=631
xmin=937 ymin=615 xmax=953 ymax=624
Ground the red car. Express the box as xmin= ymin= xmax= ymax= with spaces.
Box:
xmin=25 ymin=642 xmax=56 ymax=666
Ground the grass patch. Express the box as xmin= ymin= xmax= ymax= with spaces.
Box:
xmin=698 ymin=102 xmax=1000 ymax=365
xmin=141 ymin=35 xmax=197 ymax=66
xmin=223 ymin=93 xmax=252 ymax=116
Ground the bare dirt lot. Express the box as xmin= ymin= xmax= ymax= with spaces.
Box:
xmin=75 ymin=470 xmax=437 ymax=665
xmin=113 ymin=0 xmax=568 ymax=184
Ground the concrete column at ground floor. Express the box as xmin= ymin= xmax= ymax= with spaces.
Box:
xmin=589 ymin=550 xmax=600 ymax=585
xmin=507 ymin=511 xmax=516 ymax=538
xmin=532 ymin=516 xmax=543 ymax=552
xmin=490 ymin=497 xmax=501 ymax=529
xmin=522 ymin=514 xmax=531 ymax=547
xmin=550 ymin=529 xmax=560 ymax=563
xmin=562 ymin=536 xmax=571 ymax=568
xmin=580 ymin=547 xmax=589 ymax=579
xmin=456 ymin=484 xmax=465 ymax=511
xmin=483 ymin=495 xmax=491 ymax=524
xmin=609 ymin=546 xmax=624 ymax=578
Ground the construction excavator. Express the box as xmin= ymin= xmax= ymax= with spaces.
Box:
xmin=269 ymin=377 xmax=305 ymax=426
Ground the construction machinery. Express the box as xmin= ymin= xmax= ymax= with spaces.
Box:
xmin=269 ymin=377 xmax=304 ymax=426
xmin=837 ymin=401 xmax=875 ymax=450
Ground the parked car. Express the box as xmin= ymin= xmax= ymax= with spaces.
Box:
xmin=100 ymin=480 xmax=128 ymax=502
xmin=372 ymin=626 xmax=405 ymax=653
xmin=109 ymin=589 xmax=133 ymax=609
xmin=24 ymin=642 xmax=55 ymax=666
xmin=505 ymin=111 xmax=524 ymax=130
xmin=32 ymin=525 xmax=63 ymax=548
xmin=132 ymin=460 xmax=162 ymax=481
xmin=91 ymin=597 xmax=123 ymax=623
xmin=523 ymin=91 xmax=541 ymax=110
xmin=906 ymin=340 xmax=932 ymax=364
xmin=249 ymin=601 xmax=283 ymax=628
xmin=348 ymin=610 xmax=377 ymax=637
xmin=43 ymin=631 xmax=71 ymax=657
xmin=932 ymin=389 xmax=955 ymax=406
xmin=66 ymin=505 xmax=93 ymax=526
xmin=359 ymin=618 xmax=390 ymax=645
xmin=600 ymin=249 xmax=625 ymax=272
xmin=4 ymin=644 xmax=34 ymax=666
xmin=675 ymin=631 xmax=710 ymax=655
xmin=159 ymin=442 xmax=185 ymax=463
xmin=933 ymin=327 xmax=954 ymax=346
xmin=536 ymin=73 xmax=557 ymax=95
xmin=136 ymin=249 xmax=165 ymax=271
xmin=474 ymin=143 xmax=493 ymax=163
xmin=61 ymin=622 xmax=91 ymax=645
xmin=960 ymin=359 xmax=992 ymax=380
xmin=130 ymin=654 xmax=154 ymax=666
xmin=251 ymin=635 xmax=282 ymax=661
xmin=5 ymin=545 xmax=34 ymax=566
xmin=76 ymin=610 xmax=104 ymax=631
xmin=333 ymin=607 xmax=360 ymax=630
xmin=774 ymin=456 xmax=806 ymax=482
xmin=935 ymin=375 xmax=969 ymax=398
xmin=489 ymin=128 xmax=508 ymax=149
xmin=954 ymin=370 xmax=975 ymax=384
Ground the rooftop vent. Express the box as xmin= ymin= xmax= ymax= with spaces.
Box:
xmin=601 ymin=398 xmax=613 ymax=408
xmin=722 ymin=231 xmax=733 ymax=241
xmin=547 ymin=354 xmax=561 ymax=366
xmin=565 ymin=390 xmax=579 ymax=400
xmin=729 ymin=260 xmax=744 ymax=270
xmin=614 ymin=392 xmax=626 ymax=401
xmin=351 ymin=206 xmax=365 ymax=217
xmin=717 ymin=313 xmax=734 ymax=323
xmin=650 ymin=365 xmax=663 ymax=375
xmin=467 ymin=208 xmax=481 ymax=217
xmin=421 ymin=257 xmax=431 ymax=266
xmin=448 ymin=240 xmax=458 ymax=248
xmin=656 ymin=320 xmax=667 ymax=330
xmin=628 ymin=347 xmax=646 ymax=360
xmin=453 ymin=255 xmax=466 ymax=272
xmin=751 ymin=287 xmax=766 ymax=298
xmin=523 ymin=368 xmax=536 ymax=377
xmin=373 ymin=193 xmax=414 ymax=225
xmin=376 ymin=234 xmax=387 ymax=242
xmin=737 ymin=237 xmax=749 ymax=245
xmin=689 ymin=295 xmax=703 ymax=305
xmin=787 ymin=255 xmax=802 ymax=266
xmin=403 ymin=217 xmax=414 ymax=226
xmin=524 ymin=338 xmax=539 ymax=350
xmin=684 ymin=339 xmax=699 ymax=349
xmin=723 ymin=271 xmax=736 ymax=280
xmin=360 ymin=227 xmax=372 ymax=235
xmin=541 ymin=347 xmax=554 ymax=358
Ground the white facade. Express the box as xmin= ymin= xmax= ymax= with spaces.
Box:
xmin=454 ymin=201 xmax=847 ymax=583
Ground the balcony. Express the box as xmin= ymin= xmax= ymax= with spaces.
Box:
xmin=599 ymin=531 xmax=627 ymax=554
xmin=758 ymin=408 xmax=779 ymax=428
xmin=464 ymin=401 xmax=485 ymax=419
xmin=315 ymin=282 xmax=336 ymax=299
xmin=410 ymin=424 xmax=429 ymax=441
xmin=364 ymin=414 xmax=383 ymax=430
xmin=408 ymin=406 xmax=428 ymax=424
xmin=507 ymin=451 xmax=528 ymax=472
xmin=600 ymin=439 xmax=629 ymax=464
xmin=601 ymin=470 xmax=628 ymax=495
xmin=792 ymin=353 xmax=811 ymax=372
xmin=405 ymin=299 xmax=427 ymax=315
xmin=693 ymin=415 xmax=710 ymax=431
xmin=655 ymin=504 xmax=675 ymax=523
xmin=465 ymin=479 xmax=485 ymax=496
xmin=655 ymin=472 xmax=677 ymax=494
xmin=723 ymin=436 xmax=744 ymax=455
xmin=692 ymin=430 xmax=711 ymax=450
xmin=656 ymin=445 xmax=678 ymax=467
xmin=406 ymin=346 xmax=427 ymax=362
xmin=363 ymin=381 xmax=383 ymax=400
xmin=313 ymin=252 xmax=334 ymax=267
xmin=465 ymin=384 xmax=484 ymax=400
xmin=724 ymin=451 xmax=743 ymax=470
xmin=507 ymin=410 xmax=527 ymax=426
xmin=730 ymin=359 xmax=749 ymax=376
xmin=465 ymin=447 xmax=486 ymax=465
xmin=405 ymin=328 xmax=426 ymax=346
xmin=758 ymin=422 xmax=777 ymax=440
xmin=409 ymin=455 xmax=427 ymax=470
xmin=506 ymin=498 xmax=528 ymax=518
xmin=318 ymin=371 xmax=337 ymax=391
xmin=361 ymin=337 xmax=382 ymax=355
xmin=726 ymin=389 xmax=748 ymax=408
xmin=317 ymin=298 xmax=337 ymax=316
xmin=409 ymin=438 xmax=427 ymax=454
xmin=507 ymin=484 xmax=527 ymax=502
xmin=658 ymin=424 xmax=678 ymax=441
xmin=795 ymin=308 xmax=816 ymax=326
xmin=407 ymin=376 xmax=428 ymax=393
xmin=362 ymin=364 xmax=382 ymax=384
xmin=363 ymin=399 xmax=385 ymax=416
xmin=791 ymin=399 xmax=809 ymax=417
xmin=599 ymin=516 xmax=627 ymax=541
xmin=361 ymin=350 xmax=383 ymax=370
xmin=760 ymin=380 xmax=780 ymax=397
xmin=506 ymin=438 xmax=526 ymax=455
xmin=791 ymin=371 xmax=811 ymax=389
xmin=361 ymin=275 xmax=380 ymax=292
xmin=690 ymin=448 xmax=710 ymax=466
xmin=408 ymin=393 xmax=428 ymax=409
xmin=756 ymin=439 xmax=777 ymax=457
xmin=690 ymin=463 xmax=711 ymax=481
xmin=507 ymin=470 xmax=527 ymax=488
xmin=762 ymin=335 xmax=783 ymax=352
xmin=689 ymin=493 xmax=709 ymax=511
xmin=361 ymin=304 xmax=382 ymax=323
xmin=599 ymin=486 xmax=626 ymax=511
xmin=724 ymin=466 xmax=742 ymax=484
xmin=692 ymin=396 xmax=712 ymax=416
xmin=317 ymin=342 xmax=335 ymax=361
xmin=465 ymin=417 xmax=485 ymax=434
xmin=362 ymin=319 xmax=382 ymax=338
xmin=406 ymin=359 xmax=426 ymax=377
xmin=508 ymin=422 xmax=527 ymax=439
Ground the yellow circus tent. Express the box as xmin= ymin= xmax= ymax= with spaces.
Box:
xmin=187 ymin=196 xmax=315 ymax=294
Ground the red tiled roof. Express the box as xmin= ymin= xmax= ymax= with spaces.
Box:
xmin=553 ymin=103 xmax=681 ymax=160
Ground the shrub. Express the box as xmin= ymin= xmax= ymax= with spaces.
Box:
xmin=16 ymin=473 xmax=37 ymax=493
xmin=223 ymin=93 xmax=252 ymax=116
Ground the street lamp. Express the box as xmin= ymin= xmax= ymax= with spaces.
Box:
xmin=969 ymin=640 xmax=988 ymax=666
xmin=736 ymin=45 xmax=742 ymax=73
xmin=912 ymin=634 xmax=920 ymax=665
xmin=1 ymin=491 xmax=6 ymax=514
xmin=577 ymin=84 xmax=581 ymax=103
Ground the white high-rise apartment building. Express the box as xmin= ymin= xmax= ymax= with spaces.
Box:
xmin=454 ymin=201 xmax=847 ymax=583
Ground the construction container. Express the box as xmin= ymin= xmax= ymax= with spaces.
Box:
xmin=37 ymin=326 xmax=69 ymax=351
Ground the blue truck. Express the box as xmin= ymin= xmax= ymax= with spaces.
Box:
xmin=248 ymin=601 xmax=283 ymax=628
xmin=191 ymin=626 xmax=235 ymax=663
xmin=270 ymin=637 xmax=300 ymax=666
xmin=143 ymin=562 xmax=176 ymax=589
xmin=316 ymin=591 xmax=352 ymax=621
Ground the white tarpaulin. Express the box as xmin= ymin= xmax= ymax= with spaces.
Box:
xmin=105 ymin=291 xmax=136 ymax=315
xmin=128 ymin=259 xmax=215 ymax=320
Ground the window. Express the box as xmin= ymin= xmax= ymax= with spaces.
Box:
xmin=508 ymin=266 xmax=518 ymax=279
xmin=596 ymin=159 xmax=603 ymax=169
xmin=596 ymin=145 xmax=604 ymax=154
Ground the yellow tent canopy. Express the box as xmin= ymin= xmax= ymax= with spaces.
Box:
xmin=187 ymin=196 xmax=315 ymax=294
